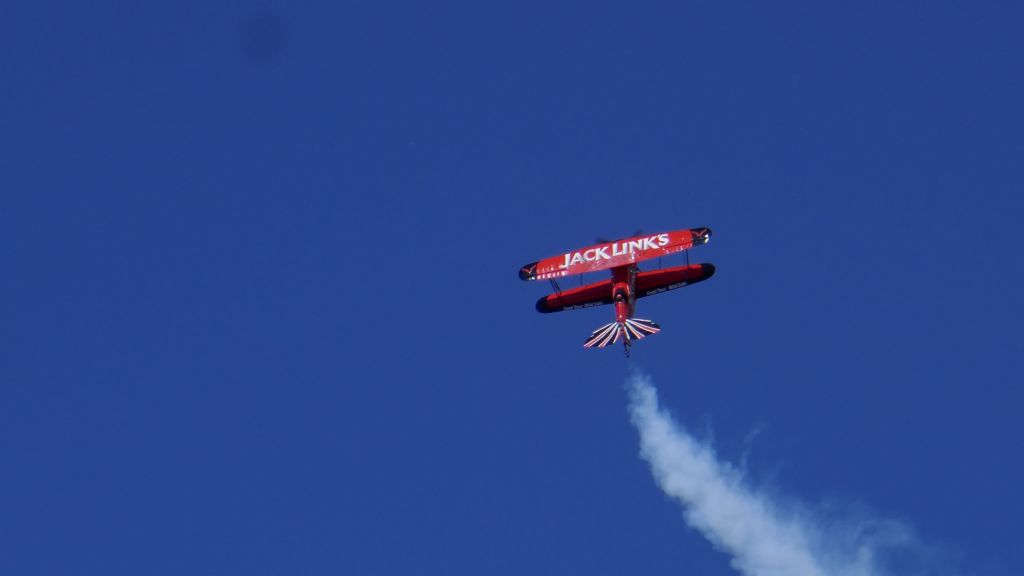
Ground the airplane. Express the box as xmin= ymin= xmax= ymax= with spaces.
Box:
xmin=519 ymin=227 xmax=714 ymax=356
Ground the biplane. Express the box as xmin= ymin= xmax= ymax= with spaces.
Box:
xmin=519 ymin=227 xmax=714 ymax=356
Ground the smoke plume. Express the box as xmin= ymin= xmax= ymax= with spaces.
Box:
xmin=627 ymin=371 xmax=916 ymax=576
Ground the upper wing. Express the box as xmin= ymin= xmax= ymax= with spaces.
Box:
xmin=635 ymin=263 xmax=716 ymax=298
xmin=519 ymin=227 xmax=711 ymax=281
xmin=535 ymin=279 xmax=613 ymax=313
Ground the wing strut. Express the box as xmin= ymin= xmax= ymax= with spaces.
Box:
xmin=549 ymin=279 xmax=562 ymax=295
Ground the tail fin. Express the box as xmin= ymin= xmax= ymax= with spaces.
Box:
xmin=583 ymin=318 xmax=661 ymax=348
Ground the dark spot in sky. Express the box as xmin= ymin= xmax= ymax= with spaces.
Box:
xmin=240 ymin=12 xmax=286 ymax=64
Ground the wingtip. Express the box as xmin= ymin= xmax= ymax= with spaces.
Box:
xmin=519 ymin=262 xmax=538 ymax=281
xmin=692 ymin=227 xmax=712 ymax=245
xmin=535 ymin=295 xmax=556 ymax=314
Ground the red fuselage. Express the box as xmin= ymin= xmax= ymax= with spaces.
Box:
xmin=611 ymin=264 xmax=637 ymax=323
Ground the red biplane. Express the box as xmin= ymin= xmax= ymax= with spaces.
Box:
xmin=519 ymin=228 xmax=714 ymax=356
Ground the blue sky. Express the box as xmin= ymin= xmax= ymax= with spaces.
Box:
xmin=2 ymin=2 xmax=1022 ymax=574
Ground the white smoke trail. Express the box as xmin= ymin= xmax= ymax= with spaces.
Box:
xmin=627 ymin=371 xmax=911 ymax=576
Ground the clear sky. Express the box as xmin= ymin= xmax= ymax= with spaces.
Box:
xmin=2 ymin=2 xmax=1022 ymax=574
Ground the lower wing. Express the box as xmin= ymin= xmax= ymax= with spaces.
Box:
xmin=534 ymin=263 xmax=715 ymax=313
xmin=635 ymin=263 xmax=716 ymax=298
xmin=535 ymin=279 xmax=613 ymax=313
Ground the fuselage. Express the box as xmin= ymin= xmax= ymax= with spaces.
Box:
xmin=611 ymin=264 xmax=637 ymax=323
